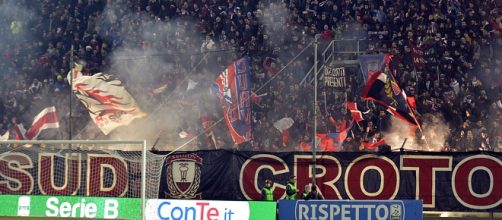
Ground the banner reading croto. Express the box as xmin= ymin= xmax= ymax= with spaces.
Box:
xmin=1 ymin=147 xmax=501 ymax=212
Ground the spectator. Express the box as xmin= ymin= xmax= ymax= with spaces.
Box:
xmin=0 ymin=0 xmax=500 ymax=153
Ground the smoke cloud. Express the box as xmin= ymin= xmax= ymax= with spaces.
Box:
xmin=72 ymin=2 xmax=221 ymax=151
xmin=383 ymin=114 xmax=450 ymax=151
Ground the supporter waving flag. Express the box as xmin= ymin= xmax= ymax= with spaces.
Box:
xmin=300 ymin=121 xmax=354 ymax=152
xmin=72 ymin=73 xmax=147 ymax=135
xmin=212 ymin=57 xmax=252 ymax=144
xmin=361 ymin=54 xmax=418 ymax=126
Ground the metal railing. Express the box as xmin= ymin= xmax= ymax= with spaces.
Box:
xmin=301 ymin=39 xmax=391 ymax=85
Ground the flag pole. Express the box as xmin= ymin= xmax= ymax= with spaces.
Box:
xmin=407 ymin=104 xmax=432 ymax=150
xmin=387 ymin=54 xmax=432 ymax=151
xmin=312 ymin=34 xmax=320 ymax=187
xmin=69 ymin=45 xmax=74 ymax=141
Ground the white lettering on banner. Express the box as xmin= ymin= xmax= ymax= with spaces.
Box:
xmin=324 ymin=67 xmax=346 ymax=88
xmin=146 ymin=199 xmax=250 ymax=220
xmin=45 ymin=197 xmax=117 ymax=218
xmin=375 ymin=204 xmax=388 ymax=220
xmin=105 ymin=199 xmax=119 ymax=219
xmin=351 ymin=205 xmax=363 ymax=219
xmin=341 ymin=204 xmax=350 ymax=220
xmin=296 ymin=203 xmax=401 ymax=220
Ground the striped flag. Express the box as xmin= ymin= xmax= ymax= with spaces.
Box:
xmin=347 ymin=102 xmax=364 ymax=122
xmin=13 ymin=106 xmax=59 ymax=140
xmin=212 ymin=57 xmax=252 ymax=144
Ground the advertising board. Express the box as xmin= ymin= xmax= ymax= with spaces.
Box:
xmin=0 ymin=195 xmax=141 ymax=219
xmin=279 ymin=200 xmax=422 ymax=220
xmin=145 ymin=199 xmax=276 ymax=220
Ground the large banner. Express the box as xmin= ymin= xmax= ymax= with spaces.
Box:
xmin=145 ymin=199 xmax=276 ymax=220
xmin=1 ymin=148 xmax=501 ymax=212
xmin=0 ymin=195 xmax=141 ymax=219
xmin=278 ymin=200 xmax=422 ymax=220
xmin=157 ymin=151 xmax=502 ymax=212
xmin=0 ymin=148 xmax=142 ymax=198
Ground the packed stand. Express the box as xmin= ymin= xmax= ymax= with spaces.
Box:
xmin=0 ymin=0 xmax=500 ymax=152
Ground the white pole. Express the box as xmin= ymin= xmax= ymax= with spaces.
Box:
xmin=313 ymin=34 xmax=320 ymax=187
xmin=141 ymin=139 xmax=147 ymax=220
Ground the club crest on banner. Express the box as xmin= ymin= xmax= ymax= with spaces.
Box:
xmin=165 ymin=154 xmax=202 ymax=199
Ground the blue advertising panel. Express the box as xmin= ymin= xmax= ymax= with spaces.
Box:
xmin=279 ymin=200 xmax=422 ymax=220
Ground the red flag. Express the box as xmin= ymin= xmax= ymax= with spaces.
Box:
xmin=347 ymin=102 xmax=364 ymax=122
xmin=407 ymin=96 xmax=417 ymax=109
xmin=328 ymin=116 xmax=347 ymax=132
xmin=316 ymin=122 xmax=353 ymax=152
xmin=361 ymin=139 xmax=386 ymax=150
xmin=13 ymin=107 xmax=59 ymax=140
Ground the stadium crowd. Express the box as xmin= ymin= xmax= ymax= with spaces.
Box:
xmin=0 ymin=0 xmax=501 ymax=152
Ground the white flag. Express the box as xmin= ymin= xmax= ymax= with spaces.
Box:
xmin=72 ymin=73 xmax=146 ymax=135
xmin=273 ymin=117 xmax=294 ymax=133
xmin=12 ymin=106 xmax=59 ymax=140
xmin=0 ymin=131 xmax=8 ymax=140
xmin=26 ymin=106 xmax=59 ymax=140
xmin=73 ymin=73 xmax=146 ymax=135
xmin=187 ymin=79 xmax=198 ymax=91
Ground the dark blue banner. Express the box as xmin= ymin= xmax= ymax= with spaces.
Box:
xmin=158 ymin=151 xmax=502 ymax=212
xmin=279 ymin=200 xmax=422 ymax=220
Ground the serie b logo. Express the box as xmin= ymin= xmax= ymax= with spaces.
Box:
xmin=165 ymin=154 xmax=202 ymax=199
xmin=390 ymin=204 xmax=402 ymax=220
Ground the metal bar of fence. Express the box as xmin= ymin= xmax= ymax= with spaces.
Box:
xmin=303 ymin=39 xmax=393 ymax=85
xmin=329 ymin=51 xmax=367 ymax=54
xmin=301 ymin=61 xmax=317 ymax=84
xmin=322 ymin=40 xmax=334 ymax=64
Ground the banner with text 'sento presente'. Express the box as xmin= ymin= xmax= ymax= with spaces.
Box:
xmin=0 ymin=195 xmax=141 ymax=219
xmin=279 ymin=200 xmax=422 ymax=220
xmin=145 ymin=199 xmax=276 ymax=220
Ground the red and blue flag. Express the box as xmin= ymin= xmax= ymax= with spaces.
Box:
xmin=213 ymin=57 xmax=252 ymax=144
